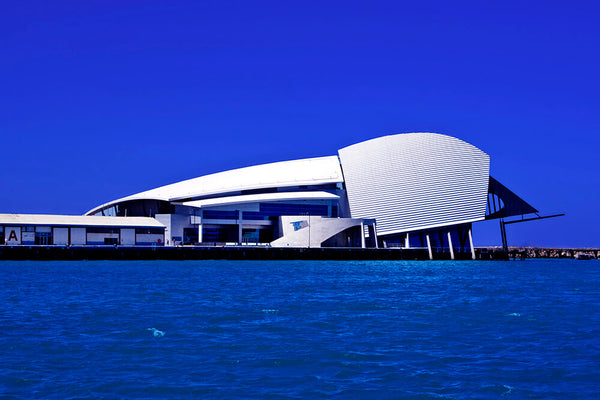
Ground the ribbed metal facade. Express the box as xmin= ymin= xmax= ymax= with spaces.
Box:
xmin=338 ymin=133 xmax=490 ymax=235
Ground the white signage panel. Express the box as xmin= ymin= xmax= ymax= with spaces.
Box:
xmin=5 ymin=227 xmax=21 ymax=245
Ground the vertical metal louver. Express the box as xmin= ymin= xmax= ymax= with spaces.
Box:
xmin=338 ymin=133 xmax=490 ymax=235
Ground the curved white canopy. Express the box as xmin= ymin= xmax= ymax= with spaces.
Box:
xmin=86 ymin=156 xmax=343 ymax=215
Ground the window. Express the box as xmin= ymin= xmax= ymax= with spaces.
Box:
xmin=135 ymin=228 xmax=164 ymax=234
xmin=241 ymin=188 xmax=277 ymax=195
xmin=202 ymin=210 xmax=238 ymax=220
xmin=104 ymin=238 xmax=118 ymax=245
xmin=242 ymin=211 xmax=269 ymax=220
xmin=35 ymin=231 xmax=52 ymax=245
xmin=259 ymin=203 xmax=329 ymax=216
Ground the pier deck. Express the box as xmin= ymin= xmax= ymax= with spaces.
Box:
xmin=0 ymin=245 xmax=596 ymax=261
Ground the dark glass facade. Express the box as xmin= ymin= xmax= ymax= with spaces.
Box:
xmin=259 ymin=203 xmax=329 ymax=216
xmin=93 ymin=200 xmax=171 ymax=218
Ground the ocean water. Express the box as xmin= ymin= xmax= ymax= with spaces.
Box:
xmin=1 ymin=259 xmax=599 ymax=399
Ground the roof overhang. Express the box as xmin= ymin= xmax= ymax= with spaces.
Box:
xmin=85 ymin=155 xmax=343 ymax=216
xmin=179 ymin=191 xmax=340 ymax=209
xmin=0 ymin=214 xmax=165 ymax=228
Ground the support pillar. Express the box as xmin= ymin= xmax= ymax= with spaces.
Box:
xmin=308 ymin=214 xmax=311 ymax=248
xmin=360 ymin=221 xmax=366 ymax=249
xmin=372 ymin=222 xmax=379 ymax=249
xmin=468 ymin=228 xmax=476 ymax=260
xmin=405 ymin=232 xmax=410 ymax=249
xmin=500 ymin=219 xmax=508 ymax=253
xmin=447 ymin=231 xmax=455 ymax=260
xmin=238 ymin=210 xmax=243 ymax=245
xmin=426 ymin=234 xmax=433 ymax=260
xmin=198 ymin=224 xmax=203 ymax=244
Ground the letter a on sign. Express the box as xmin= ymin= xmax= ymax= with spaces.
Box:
xmin=8 ymin=230 xmax=18 ymax=241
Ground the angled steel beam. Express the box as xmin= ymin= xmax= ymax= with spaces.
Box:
xmin=503 ymin=213 xmax=565 ymax=225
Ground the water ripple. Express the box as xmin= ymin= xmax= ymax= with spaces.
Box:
xmin=0 ymin=259 xmax=599 ymax=399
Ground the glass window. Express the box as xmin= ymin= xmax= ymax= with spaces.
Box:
xmin=259 ymin=203 xmax=329 ymax=216
xmin=135 ymin=228 xmax=164 ymax=234
xmin=35 ymin=231 xmax=52 ymax=245
xmin=202 ymin=210 xmax=238 ymax=220
xmin=242 ymin=211 xmax=269 ymax=220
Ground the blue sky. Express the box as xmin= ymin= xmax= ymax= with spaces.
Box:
xmin=1 ymin=1 xmax=598 ymax=247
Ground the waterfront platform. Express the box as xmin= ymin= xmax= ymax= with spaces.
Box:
xmin=0 ymin=245 xmax=596 ymax=261
xmin=0 ymin=245 xmax=477 ymax=261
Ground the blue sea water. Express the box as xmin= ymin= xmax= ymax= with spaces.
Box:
xmin=1 ymin=259 xmax=599 ymax=399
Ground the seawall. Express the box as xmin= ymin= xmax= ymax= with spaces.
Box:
xmin=0 ymin=245 xmax=470 ymax=261
xmin=505 ymin=247 xmax=599 ymax=260
xmin=0 ymin=245 xmax=596 ymax=261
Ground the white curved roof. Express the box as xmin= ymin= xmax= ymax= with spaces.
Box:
xmin=87 ymin=156 xmax=343 ymax=215
xmin=338 ymin=132 xmax=490 ymax=235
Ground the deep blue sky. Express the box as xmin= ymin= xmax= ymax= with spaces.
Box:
xmin=1 ymin=1 xmax=598 ymax=247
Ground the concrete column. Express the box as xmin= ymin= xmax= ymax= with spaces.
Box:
xmin=405 ymin=232 xmax=410 ymax=249
xmin=307 ymin=215 xmax=311 ymax=248
xmin=447 ymin=231 xmax=455 ymax=260
xmin=360 ymin=221 xmax=366 ymax=248
xmin=198 ymin=224 xmax=203 ymax=244
xmin=372 ymin=222 xmax=379 ymax=249
xmin=468 ymin=228 xmax=476 ymax=260
xmin=238 ymin=210 xmax=243 ymax=245
xmin=426 ymin=234 xmax=433 ymax=260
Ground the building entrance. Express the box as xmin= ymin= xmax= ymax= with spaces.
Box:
xmin=35 ymin=232 xmax=52 ymax=245
xmin=183 ymin=228 xmax=198 ymax=245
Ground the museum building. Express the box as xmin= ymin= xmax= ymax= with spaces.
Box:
xmin=0 ymin=133 xmax=538 ymax=255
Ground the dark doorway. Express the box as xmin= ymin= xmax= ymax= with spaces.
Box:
xmin=183 ymin=228 xmax=199 ymax=245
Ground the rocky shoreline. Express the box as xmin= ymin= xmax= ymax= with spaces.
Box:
xmin=478 ymin=247 xmax=599 ymax=260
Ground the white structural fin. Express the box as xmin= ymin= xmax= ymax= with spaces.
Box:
xmin=338 ymin=133 xmax=490 ymax=235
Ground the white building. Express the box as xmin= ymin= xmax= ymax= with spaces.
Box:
xmin=69 ymin=132 xmax=536 ymax=254
xmin=0 ymin=214 xmax=165 ymax=246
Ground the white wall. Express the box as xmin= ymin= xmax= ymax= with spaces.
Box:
xmin=135 ymin=233 xmax=164 ymax=245
xmin=156 ymin=213 xmax=191 ymax=245
xmin=155 ymin=214 xmax=172 ymax=244
xmin=120 ymin=228 xmax=136 ymax=245
xmin=71 ymin=228 xmax=86 ymax=245
xmin=86 ymin=232 xmax=118 ymax=245
xmin=53 ymin=227 xmax=69 ymax=245
xmin=272 ymin=216 xmax=368 ymax=248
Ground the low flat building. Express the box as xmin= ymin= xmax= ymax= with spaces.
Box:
xmin=0 ymin=214 xmax=165 ymax=246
